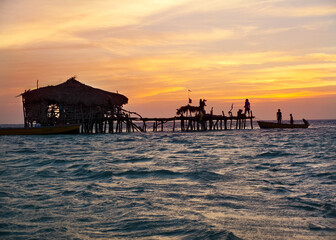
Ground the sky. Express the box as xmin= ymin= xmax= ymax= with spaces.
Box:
xmin=0 ymin=0 xmax=336 ymax=123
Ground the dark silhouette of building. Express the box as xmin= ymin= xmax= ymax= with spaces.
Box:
xmin=20 ymin=77 xmax=128 ymax=130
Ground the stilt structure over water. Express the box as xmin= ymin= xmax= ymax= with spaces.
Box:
xmin=19 ymin=77 xmax=254 ymax=133
xmin=20 ymin=77 xmax=128 ymax=133
xmin=127 ymin=103 xmax=254 ymax=133
xmin=129 ymin=114 xmax=254 ymax=133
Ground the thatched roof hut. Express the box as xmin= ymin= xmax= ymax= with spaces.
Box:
xmin=21 ymin=77 xmax=128 ymax=128
xmin=21 ymin=77 xmax=128 ymax=107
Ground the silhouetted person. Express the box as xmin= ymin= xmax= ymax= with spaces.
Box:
xmin=228 ymin=103 xmax=233 ymax=117
xmin=277 ymin=109 xmax=282 ymax=124
xmin=244 ymin=99 xmax=250 ymax=116
xmin=290 ymin=114 xmax=293 ymax=124
xmin=199 ymin=99 xmax=207 ymax=114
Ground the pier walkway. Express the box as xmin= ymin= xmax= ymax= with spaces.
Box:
xmin=80 ymin=114 xmax=255 ymax=134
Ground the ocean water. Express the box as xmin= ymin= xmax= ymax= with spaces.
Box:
xmin=0 ymin=120 xmax=335 ymax=239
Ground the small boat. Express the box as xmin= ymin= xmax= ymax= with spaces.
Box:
xmin=0 ymin=124 xmax=80 ymax=135
xmin=257 ymin=121 xmax=309 ymax=129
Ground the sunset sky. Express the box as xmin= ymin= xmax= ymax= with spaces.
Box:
xmin=1 ymin=0 xmax=336 ymax=123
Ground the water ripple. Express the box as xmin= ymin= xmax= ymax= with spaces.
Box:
xmin=0 ymin=120 xmax=335 ymax=239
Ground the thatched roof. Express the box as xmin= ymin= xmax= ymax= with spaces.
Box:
xmin=21 ymin=77 xmax=128 ymax=107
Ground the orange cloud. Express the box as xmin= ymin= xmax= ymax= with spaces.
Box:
xmin=1 ymin=0 xmax=336 ymax=122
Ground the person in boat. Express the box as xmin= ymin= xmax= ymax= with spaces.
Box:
xmin=303 ymin=118 xmax=309 ymax=125
xmin=290 ymin=114 xmax=293 ymax=124
xmin=244 ymin=99 xmax=250 ymax=116
xmin=277 ymin=109 xmax=282 ymax=124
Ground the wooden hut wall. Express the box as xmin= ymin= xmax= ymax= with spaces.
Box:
xmin=21 ymin=78 xmax=128 ymax=128
xmin=23 ymin=98 xmax=122 ymax=128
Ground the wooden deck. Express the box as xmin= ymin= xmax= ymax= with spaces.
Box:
xmin=79 ymin=114 xmax=255 ymax=133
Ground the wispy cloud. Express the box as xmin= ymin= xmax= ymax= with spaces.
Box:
xmin=268 ymin=5 xmax=336 ymax=17
xmin=0 ymin=0 xmax=192 ymax=49
xmin=0 ymin=0 xmax=336 ymax=121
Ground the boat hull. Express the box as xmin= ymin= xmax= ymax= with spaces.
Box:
xmin=0 ymin=124 xmax=80 ymax=135
xmin=257 ymin=121 xmax=309 ymax=129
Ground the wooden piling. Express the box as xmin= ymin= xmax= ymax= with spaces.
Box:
xmin=77 ymin=112 xmax=254 ymax=134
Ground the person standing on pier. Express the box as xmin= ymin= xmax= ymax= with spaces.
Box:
xmin=199 ymin=99 xmax=207 ymax=114
xmin=244 ymin=99 xmax=250 ymax=116
xmin=277 ymin=109 xmax=282 ymax=124
xmin=290 ymin=114 xmax=294 ymax=124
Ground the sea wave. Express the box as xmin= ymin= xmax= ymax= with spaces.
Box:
xmin=0 ymin=120 xmax=335 ymax=239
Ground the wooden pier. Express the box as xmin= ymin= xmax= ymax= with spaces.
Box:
xmin=79 ymin=112 xmax=255 ymax=134
xmin=19 ymin=77 xmax=255 ymax=134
